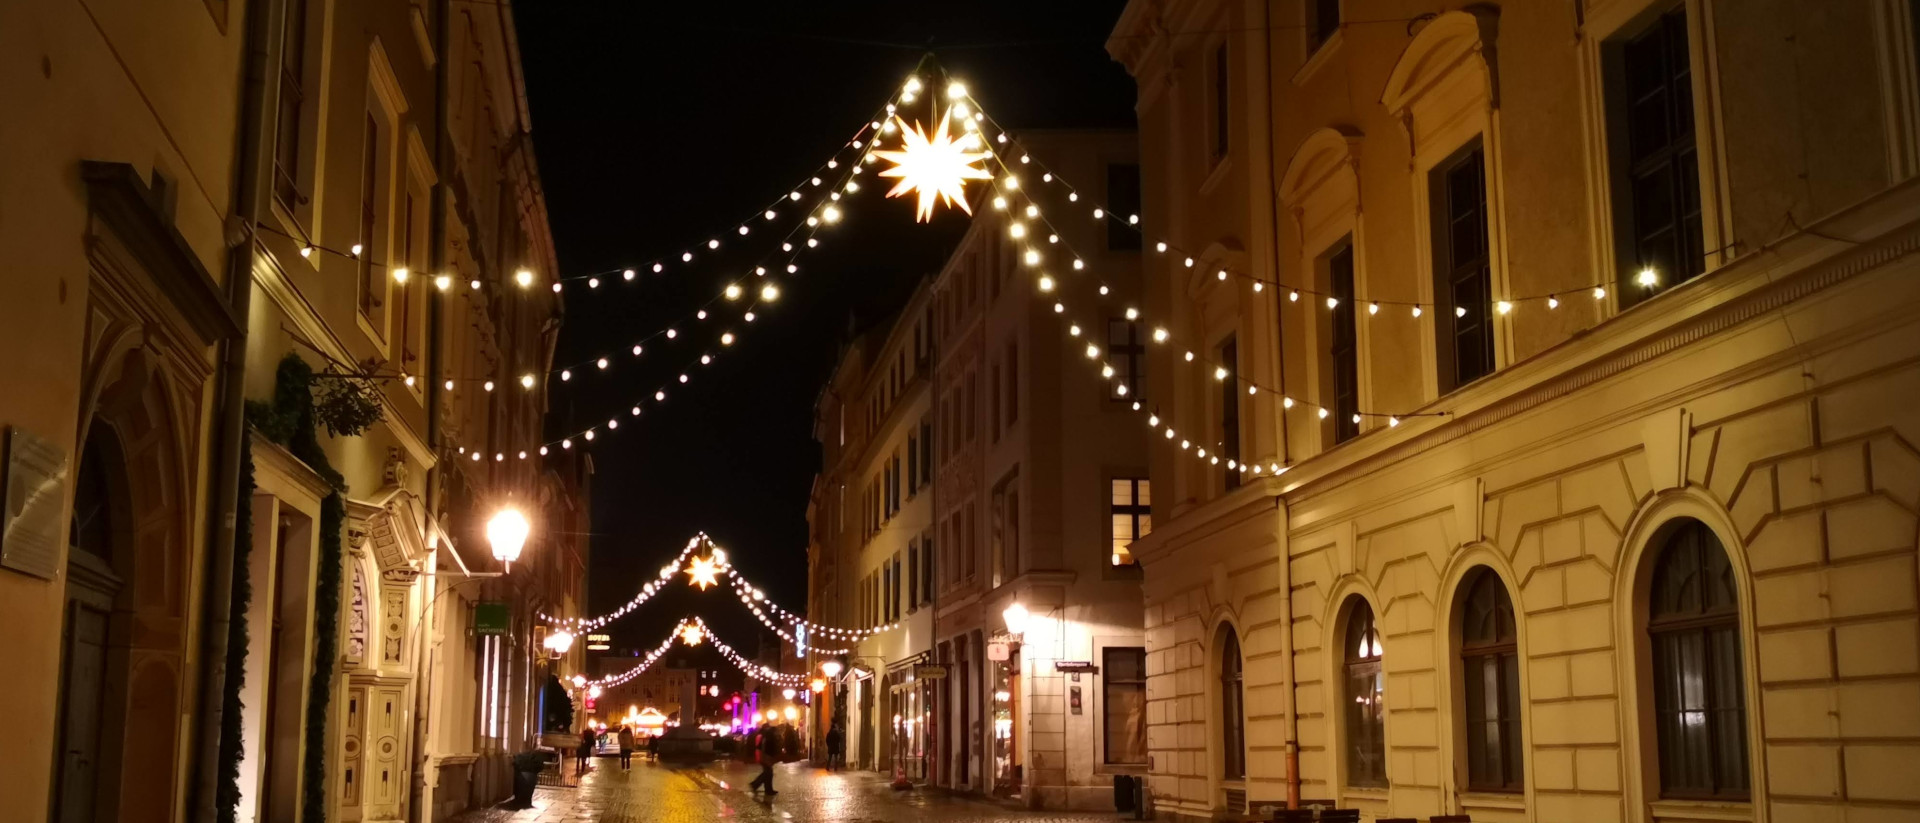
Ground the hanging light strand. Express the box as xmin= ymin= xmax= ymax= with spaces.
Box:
xmin=954 ymin=86 xmax=1628 ymax=314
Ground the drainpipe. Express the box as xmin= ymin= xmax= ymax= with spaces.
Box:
xmin=1257 ymin=0 xmax=1302 ymax=809
xmin=190 ymin=0 xmax=284 ymax=819
xmin=411 ymin=1 xmax=452 ymax=820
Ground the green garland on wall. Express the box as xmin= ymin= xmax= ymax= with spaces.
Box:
xmin=242 ymin=353 xmax=361 ymax=823
xmin=215 ymin=437 xmax=255 ymax=823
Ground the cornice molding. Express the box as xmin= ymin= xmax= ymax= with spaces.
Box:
xmin=81 ymin=161 xmax=241 ymax=345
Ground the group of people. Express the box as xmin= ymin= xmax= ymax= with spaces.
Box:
xmin=573 ymin=723 xmax=659 ymax=773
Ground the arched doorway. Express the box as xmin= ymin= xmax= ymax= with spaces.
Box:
xmin=52 ymin=348 xmax=197 ymax=823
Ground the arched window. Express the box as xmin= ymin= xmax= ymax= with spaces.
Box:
xmin=1219 ymin=627 xmax=1246 ymax=780
xmin=1648 ymin=519 xmax=1749 ymax=799
xmin=1343 ymin=598 xmax=1386 ymax=786
xmin=1459 ymin=569 xmax=1521 ymax=792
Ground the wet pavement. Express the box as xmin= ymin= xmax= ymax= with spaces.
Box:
xmin=452 ymin=757 xmax=1121 ymax=823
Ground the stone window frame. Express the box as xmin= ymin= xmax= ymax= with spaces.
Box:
xmin=1575 ymin=0 xmax=1736 ymax=317
xmin=1612 ymin=490 xmax=1766 ymax=822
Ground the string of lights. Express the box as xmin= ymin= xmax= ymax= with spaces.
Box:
xmin=587 ymin=626 xmax=681 ymax=690
xmin=536 ymin=535 xmax=708 ymax=630
xmin=445 ymin=89 xmax=919 ymax=461
xmin=942 ymin=78 xmax=1435 ymax=447
xmin=965 ymin=106 xmax=1656 ymax=314
xmin=686 ymin=616 xmax=808 ymax=687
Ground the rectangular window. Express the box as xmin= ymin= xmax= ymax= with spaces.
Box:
xmin=921 ymin=529 xmax=935 ymax=604
xmin=1432 ymin=143 xmax=1495 ymax=390
xmin=907 ymin=433 xmax=919 ymax=496
xmin=1219 ymin=335 xmax=1241 ymax=489
xmin=394 ymin=190 xmax=419 ymax=370
xmin=908 ymin=541 xmax=919 ymax=611
xmin=964 ymin=372 xmax=978 ymax=443
xmin=357 ymin=113 xmax=384 ymax=322
xmin=893 ymin=554 xmax=904 ymax=620
xmin=1106 ymin=164 xmax=1142 ymax=250
xmin=990 ymin=361 xmax=1002 ymax=443
xmin=990 ymin=481 xmax=1008 ymax=588
xmin=964 ymin=501 xmax=977 ymax=579
xmin=1108 ymin=319 xmax=1145 ymax=401
xmin=1328 ymin=242 xmax=1360 ymax=443
xmin=1110 ymin=478 xmax=1150 ymax=567
xmin=1103 ymin=648 xmax=1148 ymax=764
xmin=1612 ymin=4 xmax=1704 ymax=303
xmin=1004 ymin=339 xmax=1018 ymax=426
xmin=1310 ymin=0 xmax=1341 ymax=51
xmin=273 ymin=0 xmax=310 ymax=209
xmin=1210 ymin=43 xmax=1230 ymax=162
xmin=919 ymin=419 xmax=932 ymax=484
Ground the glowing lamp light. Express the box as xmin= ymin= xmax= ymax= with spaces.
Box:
xmin=543 ymin=629 xmax=574 ymax=655
xmin=571 ymin=674 xmax=588 ymax=689
xmin=392 ymin=268 xmax=410 ymax=284
xmin=784 ymin=706 xmax=799 ymax=722
xmin=515 ymin=269 xmax=535 ymax=288
xmin=1002 ymin=602 xmax=1031 ymax=635
xmin=783 ymin=688 xmax=797 ymax=700
xmin=1637 ymin=267 xmax=1660 ymax=287
xmin=811 ymin=678 xmax=827 ymax=694
xmin=872 ymin=110 xmax=993 ymax=222
xmin=486 ymin=509 xmax=530 ymax=564
xmin=821 ymin=660 xmax=843 ymax=679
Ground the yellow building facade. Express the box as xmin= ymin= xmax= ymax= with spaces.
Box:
xmin=0 ymin=2 xmax=578 ymax=822
xmin=1110 ymin=1 xmax=1920 ymax=821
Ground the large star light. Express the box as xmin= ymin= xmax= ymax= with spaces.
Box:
xmin=680 ymin=623 xmax=705 ymax=646
xmin=873 ymin=110 xmax=992 ymax=222
xmin=685 ymin=555 xmax=721 ymax=590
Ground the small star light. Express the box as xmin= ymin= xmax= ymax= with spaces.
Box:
xmin=685 ymin=555 xmax=721 ymax=590
xmin=680 ymin=623 xmax=705 ymax=646
xmin=872 ymin=109 xmax=993 ymax=222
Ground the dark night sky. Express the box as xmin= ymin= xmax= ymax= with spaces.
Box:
xmin=511 ymin=2 xmax=1136 ymax=660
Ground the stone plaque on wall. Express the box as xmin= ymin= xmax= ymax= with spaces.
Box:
xmin=0 ymin=427 xmax=69 ymax=580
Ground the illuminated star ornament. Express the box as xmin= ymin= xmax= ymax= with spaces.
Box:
xmin=872 ymin=109 xmax=992 ymax=222
xmin=685 ymin=554 xmax=721 ymax=590
xmin=680 ymin=623 xmax=705 ymax=646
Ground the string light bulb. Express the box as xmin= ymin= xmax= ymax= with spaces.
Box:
xmin=515 ymin=269 xmax=534 ymax=288
xmin=393 ymin=268 xmax=410 ymax=284
xmin=520 ymin=374 xmax=535 ymax=389
xmin=435 ymin=275 xmax=452 ymax=291
xmin=1637 ymin=267 xmax=1659 ymax=287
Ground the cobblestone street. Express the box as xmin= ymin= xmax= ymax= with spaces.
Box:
xmin=453 ymin=758 xmax=1121 ymax=823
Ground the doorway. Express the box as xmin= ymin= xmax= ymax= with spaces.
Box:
xmin=54 ymin=427 xmax=126 ymax=823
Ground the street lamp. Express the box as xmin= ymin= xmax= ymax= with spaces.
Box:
xmin=810 ymin=678 xmax=826 ymax=694
xmin=571 ymin=673 xmax=587 ymax=689
xmin=782 ymin=687 xmax=797 ymax=700
xmin=1002 ymin=602 xmax=1031 ymax=635
xmin=544 ymin=629 xmax=575 ymax=655
xmin=486 ymin=508 xmax=530 ymax=564
xmin=820 ymin=660 xmax=843 ymax=679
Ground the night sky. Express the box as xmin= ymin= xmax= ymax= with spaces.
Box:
xmin=511 ymin=2 xmax=1136 ymax=661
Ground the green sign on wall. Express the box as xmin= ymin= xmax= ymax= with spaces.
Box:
xmin=475 ymin=602 xmax=510 ymax=636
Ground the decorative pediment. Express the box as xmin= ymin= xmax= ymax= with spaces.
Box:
xmin=1279 ymin=127 xmax=1363 ymax=209
xmin=350 ymin=487 xmax=432 ymax=574
xmin=1380 ymin=8 xmax=1501 ymax=116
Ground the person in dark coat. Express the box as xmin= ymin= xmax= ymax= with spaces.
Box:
xmin=748 ymin=726 xmax=782 ymax=794
xmin=824 ymin=725 xmax=845 ymax=770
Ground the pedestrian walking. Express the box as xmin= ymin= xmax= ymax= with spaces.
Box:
xmin=575 ymin=726 xmax=594 ymax=774
xmin=617 ymin=724 xmax=635 ymax=770
xmin=824 ymin=724 xmax=845 ymax=771
xmin=748 ymin=726 xmax=781 ymax=795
